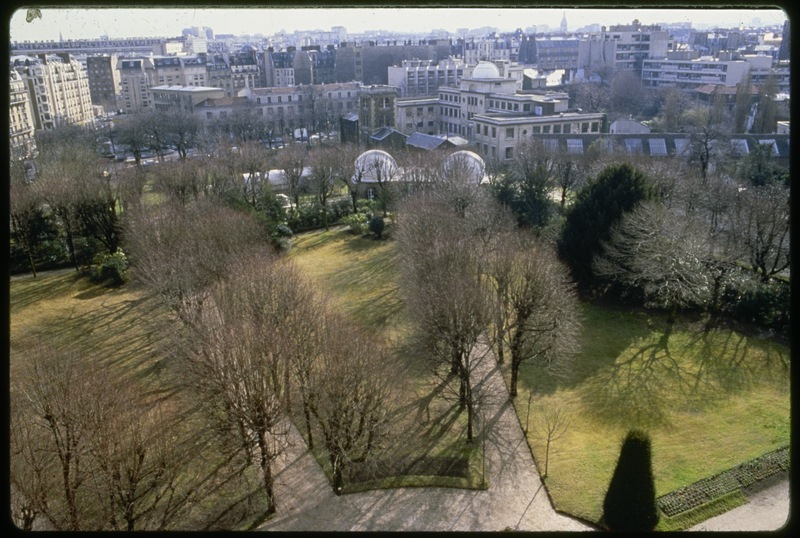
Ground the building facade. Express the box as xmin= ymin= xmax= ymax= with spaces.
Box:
xmin=358 ymin=85 xmax=398 ymax=143
xmin=85 ymin=54 xmax=121 ymax=113
xmin=118 ymin=57 xmax=155 ymax=113
xmin=577 ymin=21 xmax=674 ymax=77
xmin=387 ymin=58 xmax=466 ymax=98
xmin=9 ymin=69 xmax=36 ymax=158
xmin=11 ymin=53 xmax=94 ymax=130
xmin=395 ymin=96 xmax=440 ymax=135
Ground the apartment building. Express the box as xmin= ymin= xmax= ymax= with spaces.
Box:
xmin=152 ymin=56 xmax=208 ymax=86
xmin=642 ymin=52 xmax=789 ymax=92
xmin=118 ymin=57 xmax=155 ymax=112
xmin=388 ymin=58 xmax=467 ymax=98
xmin=641 ymin=53 xmax=751 ymax=89
xmin=11 ymin=53 xmax=94 ymax=130
xmin=198 ymin=82 xmax=362 ymax=135
xmin=577 ymin=21 xmax=673 ymax=77
xmin=151 ymin=85 xmax=225 ymax=112
xmin=9 ymin=69 xmax=36 ymax=158
xmin=11 ymin=36 xmax=174 ymax=56
xmin=533 ymin=37 xmax=581 ymax=70
xmin=85 ymin=54 xmax=121 ymax=113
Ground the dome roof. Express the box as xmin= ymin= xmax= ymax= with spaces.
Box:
xmin=471 ymin=61 xmax=501 ymax=79
xmin=354 ymin=150 xmax=398 ymax=183
xmin=443 ymin=151 xmax=486 ymax=185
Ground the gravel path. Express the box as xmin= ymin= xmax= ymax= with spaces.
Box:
xmin=258 ymin=347 xmax=788 ymax=532
xmin=688 ymin=472 xmax=790 ymax=532
xmin=259 ymin=352 xmax=594 ymax=531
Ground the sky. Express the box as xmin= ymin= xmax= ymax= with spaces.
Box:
xmin=8 ymin=5 xmax=789 ymax=42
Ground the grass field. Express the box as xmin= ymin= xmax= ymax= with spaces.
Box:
xmin=289 ymin=227 xmax=790 ymax=526
xmin=10 ymin=227 xmax=790 ymax=527
xmin=510 ymin=304 xmax=790 ymax=527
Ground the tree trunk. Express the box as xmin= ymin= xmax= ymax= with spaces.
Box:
xmin=510 ymin=359 xmax=520 ymax=399
xmin=303 ymin=401 xmax=314 ymax=450
xmin=331 ymin=453 xmax=343 ymax=495
xmin=258 ymin=434 xmax=276 ymax=515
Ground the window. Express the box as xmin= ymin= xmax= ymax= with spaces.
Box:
xmin=759 ymin=139 xmax=778 ymax=155
xmin=505 ymin=146 xmax=514 ymax=159
xmin=649 ymin=138 xmax=668 ymax=156
xmin=625 ymin=138 xmax=643 ymax=154
xmin=506 ymin=128 xmax=514 ymax=139
xmin=491 ymin=127 xmax=497 ymax=138
xmin=553 ymin=124 xmax=562 ymax=134
xmin=674 ymin=138 xmax=690 ymax=155
xmin=581 ymin=122 xmax=589 ymax=133
xmin=567 ymin=139 xmax=583 ymax=155
xmin=730 ymin=139 xmax=748 ymax=155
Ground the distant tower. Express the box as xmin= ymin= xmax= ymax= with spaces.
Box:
xmin=561 ymin=11 xmax=568 ymax=33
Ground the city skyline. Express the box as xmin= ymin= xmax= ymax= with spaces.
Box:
xmin=9 ymin=6 xmax=788 ymax=43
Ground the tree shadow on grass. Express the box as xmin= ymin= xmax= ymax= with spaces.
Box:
xmin=578 ymin=319 xmax=790 ymax=429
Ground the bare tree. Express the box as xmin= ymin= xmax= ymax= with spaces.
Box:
xmin=163 ymin=108 xmax=201 ymax=160
xmin=491 ymin=232 xmax=580 ymax=398
xmin=275 ymin=143 xmax=308 ymax=209
xmin=9 ymin=166 xmax=46 ymax=277
xmin=307 ymin=311 xmax=395 ymax=493
xmin=396 ymin=189 xmax=496 ymax=442
xmin=307 ymin=145 xmax=339 ymax=230
xmin=124 ymin=199 xmax=268 ymax=321
xmin=33 ymin=125 xmax=105 ymax=269
xmin=235 ymin=140 xmax=272 ymax=209
xmin=534 ymin=404 xmax=572 ymax=478
xmin=151 ymin=159 xmax=205 ymax=207
xmin=180 ymin=252 xmax=299 ymax=515
xmin=13 ymin=347 xmax=113 ymax=530
xmin=728 ymin=183 xmax=790 ymax=282
xmin=594 ymin=201 xmax=715 ymax=322
xmin=336 ymin=143 xmax=367 ymax=212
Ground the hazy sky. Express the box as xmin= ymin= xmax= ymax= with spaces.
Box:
xmin=9 ymin=6 xmax=788 ymax=42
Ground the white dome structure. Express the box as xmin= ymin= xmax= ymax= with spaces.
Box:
xmin=471 ymin=61 xmax=501 ymax=79
xmin=353 ymin=149 xmax=399 ymax=183
xmin=443 ymin=151 xmax=487 ymax=185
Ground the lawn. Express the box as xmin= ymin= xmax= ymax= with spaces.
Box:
xmin=289 ymin=226 xmax=485 ymax=491
xmin=509 ymin=303 xmax=790 ymax=527
xmin=11 ymin=228 xmax=789 ymax=526
xmin=290 ymin=227 xmax=790 ymax=525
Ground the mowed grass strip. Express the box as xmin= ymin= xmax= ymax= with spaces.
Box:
xmin=511 ymin=303 xmax=790 ymax=527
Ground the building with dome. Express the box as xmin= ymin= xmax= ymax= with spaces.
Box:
xmin=436 ymin=59 xmax=605 ymax=161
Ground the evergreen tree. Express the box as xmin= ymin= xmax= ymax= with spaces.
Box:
xmin=603 ymin=429 xmax=659 ymax=531
xmin=558 ymin=163 xmax=657 ymax=288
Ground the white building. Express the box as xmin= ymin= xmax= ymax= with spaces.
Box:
xmin=9 ymin=69 xmax=36 ymax=158
xmin=388 ymin=58 xmax=467 ymax=98
xmin=11 ymin=53 xmax=94 ymax=130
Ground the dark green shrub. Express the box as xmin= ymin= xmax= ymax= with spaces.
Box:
xmin=722 ymin=275 xmax=789 ymax=331
xmin=90 ymin=248 xmax=130 ymax=286
xmin=603 ymin=429 xmax=659 ymax=531
xmin=369 ymin=216 xmax=385 ymax=239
